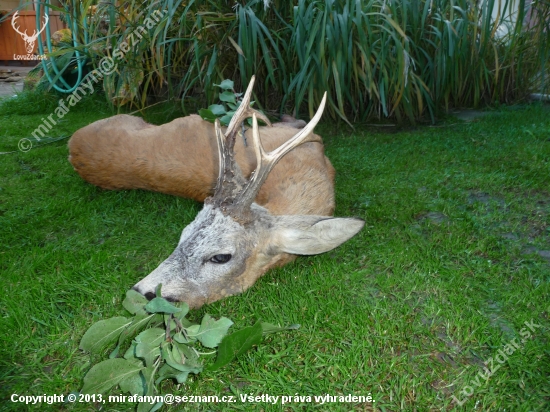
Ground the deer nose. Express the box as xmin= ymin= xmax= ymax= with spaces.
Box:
xmin=132 ymin=286 xmax=178 ymax=302
xmin=131 ymin=285 xmax=155 ymax=301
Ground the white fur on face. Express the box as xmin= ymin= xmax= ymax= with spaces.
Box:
xmin=133 ymin=204 xmax=255 ymax=305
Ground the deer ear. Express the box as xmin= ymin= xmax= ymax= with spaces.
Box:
xmin=270 ymin=216 xmax=365 ymax=255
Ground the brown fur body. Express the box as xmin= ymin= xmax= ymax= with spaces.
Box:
xmin=68 ymin=114 xmax=335 ymax=216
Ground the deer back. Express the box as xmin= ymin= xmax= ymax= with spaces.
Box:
xmin=68 ymin=114 xmax=335 ymax=216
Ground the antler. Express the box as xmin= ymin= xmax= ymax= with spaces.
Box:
xmin=35 ymin=14 xmax=49 ymax=39
xmin=207 ymin=76 xmax=271 ymax=213
xmin=11 ymin=10 xmax=50 ymax=46
xmin=207 ymin=76 xmax=327 ymax=223
xmin=233 ymin=92 xmax=327 ymax=214
xmin=225 ymin=76 xmax=272 ymax=138
xmin=11 ymin=11 xmax=27 ymax=37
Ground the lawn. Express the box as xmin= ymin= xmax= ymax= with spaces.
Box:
xmin=0 ymin=91 xmax=549 ymax=411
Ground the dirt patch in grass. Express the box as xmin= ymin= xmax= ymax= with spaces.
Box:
xmin=415 ymin=211 xmax=449 ymax=225
xmin=467 ymin=191 xmax=506 ymax=207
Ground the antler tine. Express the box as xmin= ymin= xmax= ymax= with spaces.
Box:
xmin=225 ymin=76 xmax=272 ymax=139
xmin=213 ymin=119 xmax=226 ymax=193
xmin=32 ymin=14 xmax=49 ymax=37
xmin=264 ymin=91 xmax=327 ymax=163
xmin=11 ymin=11 xmax=26 ymax=36
xmin=41 ymin=13 xmax=49 ymax=28
xmin=234 ymin=92 xmax=327 ymax=209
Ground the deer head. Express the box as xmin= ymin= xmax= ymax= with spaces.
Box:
xmin=11 ymin=11 xmax=49 ymax=54
xmin=132 ymin=77 xmax=364 ymax=307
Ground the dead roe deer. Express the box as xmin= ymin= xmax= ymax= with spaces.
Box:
xmin=68 ymin=77 xmax=364 ymax=308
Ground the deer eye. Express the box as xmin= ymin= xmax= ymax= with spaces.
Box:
xmin=209 ymin=254 xmax=232 ymax=264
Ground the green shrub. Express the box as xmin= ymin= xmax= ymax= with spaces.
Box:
xmin=47 ymin=0 xmax=549 ymax=122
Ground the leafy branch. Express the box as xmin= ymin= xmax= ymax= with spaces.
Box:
xmin=79 ymin=288 xmax=298 ymax=411
xmin=199 ymin=79 xmax=242 ymax=126
xmin=198 ymin=79 xmax=267 ymax=126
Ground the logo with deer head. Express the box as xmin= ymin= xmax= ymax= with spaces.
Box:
xmin=11 ymin=11 xmax=49 ymax=54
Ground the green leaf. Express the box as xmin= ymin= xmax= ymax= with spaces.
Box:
xmin=173 ymin=342 xmax=202 ymax=368
xmin=123 ymin=342 xmax=138 ymax=360
xmin=80 ymin=317 xmax=131 ymax=355
xmin=117 ymin=314 xmax=157 ymax=349
xmin=145 ymin=297 xmax=182 ymax=314
xmin=208 ymin=104 xmax=226 ymax=116
xmin=137 ymin=402 xmax=153 ymax=412
xmin=154 ymin=284 xmax=162 ymax=297
xmin=156 ymin=363 xmax=191 ymax=385
xmin=166 ymin=316 xmax=193 ymax=331
xmin=161 ymin=342 xmax=183 ymax=371
xmin=119 ymin=370 xmax=145 ymax=396
xmin=81 ymin=358 xmax=143 ymax=395
xmin=125 ymin=356 xmax=145 ymax=368
xmin=150 ymin=402 xmax=164 ymax=412
xmin=147 ymin=314 xmax=165 ymax=329
xmin=161 ymin=342 xmax=203 ymax=375
xmin=198 ymin=108 xmax=217 ymax=122
xmin=156 ymin=363 xmax=176 ymax=382
xmin=174 ymin=302 xmax=190 ymax=320
xmin=208 ymin=321 xmax=263 ymax=371
xmin=133 ymin=327 xmax=165 ymax=366
xmin=219 ymin=91 xmax=236 ymax=104
xmin=136 ymin=327 xmax=166 ymax=344
xmin=135 ymin=342 xmax=161 ymax=368
xmin=261 ymin=322 xmax=301 ymax=334
xmin=187 ymin=314 xmax=233 ymax=348
xmin=173 ymin=330 xmax=193 ymax=344
xmin=122 ymin=289 xmax=149 ymax=315
xmin=109 ymin=344 xmax=120 ymax=359
xmin=138 ymin=401 xmax=163 ymax=412
xmin=141 ymin=366 xmax=156 ymax=397
xmin=220 ymin=114 xmax=233 ymax=126
xmin=215 ymin=79 xmax=234 ymax=90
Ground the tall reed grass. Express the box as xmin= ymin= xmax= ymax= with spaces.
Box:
xmin=49 ymin=0 xmax=550 ymax=122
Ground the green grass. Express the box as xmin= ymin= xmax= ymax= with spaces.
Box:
xmin=0 ymin=92 xmax=549 ymax=411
